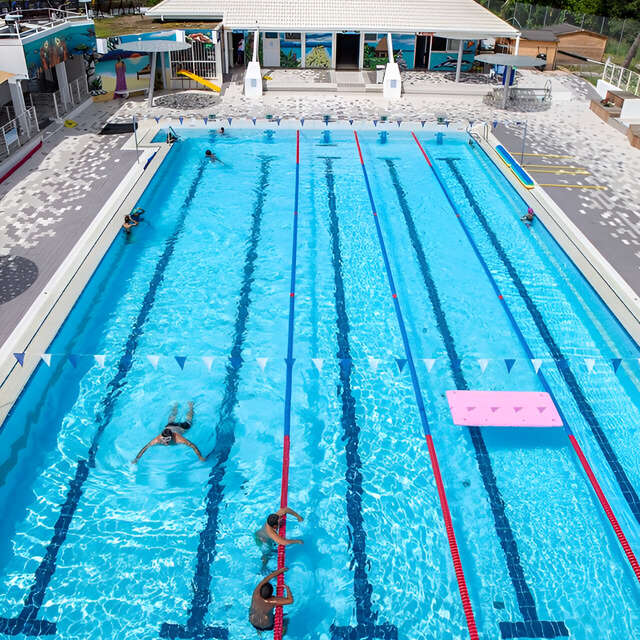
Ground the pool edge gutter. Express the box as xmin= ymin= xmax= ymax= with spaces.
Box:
xmin=471 ymin=126 xmax=640 ymax=346
xmin=0 ymin=135 xmax=170 ymax=428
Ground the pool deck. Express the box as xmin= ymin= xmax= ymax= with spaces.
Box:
xmin=0 ymin=103 xmax=139 ymax=348
xmin=1 ymin=70 xmax=639 ymax=357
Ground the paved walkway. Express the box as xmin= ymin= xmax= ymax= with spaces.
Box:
xmin=0 ymin=103 xmax=138 ymax=346
xmin=1 ymin=70 xmax=639 ymax=350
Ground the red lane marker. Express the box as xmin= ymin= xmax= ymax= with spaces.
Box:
xmin=569 ymin=435 xmax=640 ymax=582
xmin=426 ymin=435 xmax=480 ymax=640
xmin=354 ymin=130 xmax=365 ymax=165
xmin=411 ymin=132 xmax=433 ymax=167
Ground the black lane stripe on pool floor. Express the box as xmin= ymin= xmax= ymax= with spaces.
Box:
xmin=160 ymin=155 xmax=273 ymax=640
xmin=385 ymin=158 xmax=568 ymax=640
xmin=442 ymin=158 xmax=640 ymax=528
xmin=0 ymin=159 xmax=208 ymax=638
xmin=321 ymin=157 xmax=397 ymax=640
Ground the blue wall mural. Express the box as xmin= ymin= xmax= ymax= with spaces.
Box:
xmin=280 ymin=33 xmax=302 ymax=68
xmin=305 ymin=32 xmax=332 ymax=68
xmin=23 ymin=24 xmax=96 ymax=79
xmin=430 ymin=40 xmax=478 ymax=71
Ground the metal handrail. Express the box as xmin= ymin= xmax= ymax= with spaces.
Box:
xmin=0 ymin=9 xmax=89 ymax=39
xmin=601 ymin=59 xmax=640 ymax=97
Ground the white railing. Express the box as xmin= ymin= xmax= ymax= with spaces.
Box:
xmin=602 ymin=59 xmax=640 ymax=96
xmin=0 ymin=9 xmax=89 ymax=40
xmin=0 ymin=106 xmax=39 ymax=162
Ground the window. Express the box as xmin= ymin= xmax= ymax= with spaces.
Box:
xmin=431 ymin=36 xmax=447 ymax=51
xmin=284 ymin=32 xmax=301 ymax=40
xmin=265 ymin=32 xmax=278 ymax=39
xmin=364 ymin=33 xmax=378 ymax=42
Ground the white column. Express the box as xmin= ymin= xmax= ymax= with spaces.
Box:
xmin=301 ymin=32 xmax=306 ymax=68
xmin=358 ymin=32 xmax=364 ymax=69
xmin=55 ymin=61 xmax=70 ymax=108
xmin=147 ymin=52 xmax=157 ymax=106
xmin=215 ymin=29 xmax=223 ymax=79
xmin=331 ymin=33 xmax=337 ymax=68
xmin=225 ymin=30 xmax=232 ymax=74
xmin=455 ymin=39 xmax=464 ymax=82
xmin=383 ymin=33 xmax=401 ymax=99
xmin=514 ymin=34 xmax=521 ymax=54
xmin=245 ymin=29 xmax=263 ymax=97
xmin=8 ymin=79 xmax=28 ymax=132
xmin=160 ymin=51 xmax=168 ymax=89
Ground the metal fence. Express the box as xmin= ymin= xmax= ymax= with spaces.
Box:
xmin=29 ymin=75 xmax=89 ymax=121
xmin=170 ymin=39 xmax=217 ymax=79
xmin=602 ymin=59 xmax=640 ymax=96
xmin=477 ymin=0 xmax=640 ymax=64
xmin=0 ymin=107 xmax=39 ymax=162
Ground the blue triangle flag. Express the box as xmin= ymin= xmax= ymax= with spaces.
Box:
xmin=252 ymin=118 xmax=256 ymax=125
xmin=299 ymin=118 xmax=304 ymax=126
xmin=68 ymin=354 xmax=79 ymax=368
xmin=179 ymin=117 xmax=184 ymax=124
xmin=203 ymin=117 xmax=208 ymax=125
xmin=421 ymin=121 xmax=426 ymax=127
xmin=13 ymin=352 xmax=24 ymax=366
xmin=175 ymin=356 xmax=187 ymax=370
xmin=373 ymin=120 xmax=378 ymax=127
xmin=493 ymin=120 xmax=498 ymax=128
xmin=349 ymin=119 xmax=353 ymax=125
xmin=154 ymin=117 xmax=160 ymax=123
xmin=397 ymin=120 xmax=401 ymax=127
xmin=227 ymin=117 xmax=233 ymax=125
xmin=285 ymin=357 xmax=296 ymax=367
xmin=468 ymin=120 xmax=474 ymax=127
xmin=505 ymin=358 xmax=516 ymax=373
xmin=612 ymin=358 xmax=622 ymax=373
xmin=396 ymin=358 xmax=407 ymax=373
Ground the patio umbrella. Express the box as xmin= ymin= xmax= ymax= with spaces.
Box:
xmin=474 ymin=53 xmax=546 ymax=107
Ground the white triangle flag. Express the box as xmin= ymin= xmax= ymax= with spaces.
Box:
xmin=478 ymin=358 xmax=489 ymax=373
xmin=202 ymin=356 xmax=214 ymax=371
xmin=256 ymin=357 xmax=268 ymax=372
xmin=312 ymin=358 xmax=324 ymax=372
xmin=530 ymin=358 xmax=542 ymax=374
xmin=585 ymin=358 xmax=596 ymax=373
xmin=94 ymin=354 xmax=106 ymax=368
xmin=41 ymin=353 xmax=51 ymax=367
xmin=147 ymin=355 xmax=160 ymax=369
xmin=367 ymin=356 xmax=381 ymax=372
xmin=423 ymin=358 xmax=436 ymax=373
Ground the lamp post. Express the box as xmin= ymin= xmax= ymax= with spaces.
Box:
xmin=516 ymin=120 xmax=527 ymax=163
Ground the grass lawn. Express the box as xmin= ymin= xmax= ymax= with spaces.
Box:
xmin=94 ymin=14 xmax=219 ymax=38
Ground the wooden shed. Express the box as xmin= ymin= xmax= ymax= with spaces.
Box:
xmin=548 ymin=23 xmax=608 ymax=64
xmin=497 ymin=29 xmax=558 ymax=70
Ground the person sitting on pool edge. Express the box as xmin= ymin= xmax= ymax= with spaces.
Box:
xmin=122 ymin=214 xmax=138 ymax=234
xmin=256 ymin=506 xmax=304 ymax=547
xmin=132 ymin=402 xmax=206 ymax=463
xmin=249 ymin=567 xmax=294 ymax=632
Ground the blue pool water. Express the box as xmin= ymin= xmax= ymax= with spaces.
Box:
xmin=1 ymin=128 xmax=640 ymax=639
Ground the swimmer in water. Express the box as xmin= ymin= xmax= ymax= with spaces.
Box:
xmin=130 ymin=207 xmax=144 ymax=222
xmin=219 ymin=127 xmax=225 ymax=134
xmin=521 ymin=207 xmax=535 ymax=223
xmin=132 ymin=402 xmax=205 ymax=463
xmin=249 ymin=567 xmax=293 ymax=632
xmin=255 ymin=506 xmax=303 ymax=572
xmin=205 ymin=149 xmax=220 ymax=162
xmin=123 ymin=214 xmax=138 ymax=234
xmin=167 ymin=130 xmax=177 ymax=144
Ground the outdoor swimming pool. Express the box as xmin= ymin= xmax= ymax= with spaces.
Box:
xmin=1 ymin=127 xmax=640 ymax=640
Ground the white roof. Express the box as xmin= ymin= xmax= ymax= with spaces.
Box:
xmin=147 ymin=0 xmax=519 ymax=38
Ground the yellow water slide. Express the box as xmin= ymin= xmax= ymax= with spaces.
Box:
xmin=177 ymin=70 xmax=221 ymax=92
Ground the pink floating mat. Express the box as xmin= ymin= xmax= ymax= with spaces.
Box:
xmin=446 ymin=390 xmax=563 ymax=427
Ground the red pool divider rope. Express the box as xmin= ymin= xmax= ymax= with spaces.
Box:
xmin=354 ymin=131 xmax=479 ymax=640
xmin=412 ymin=131 xmax=640 ymax=586
xmin=273 ymin=130 xmax=301 ymax=640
